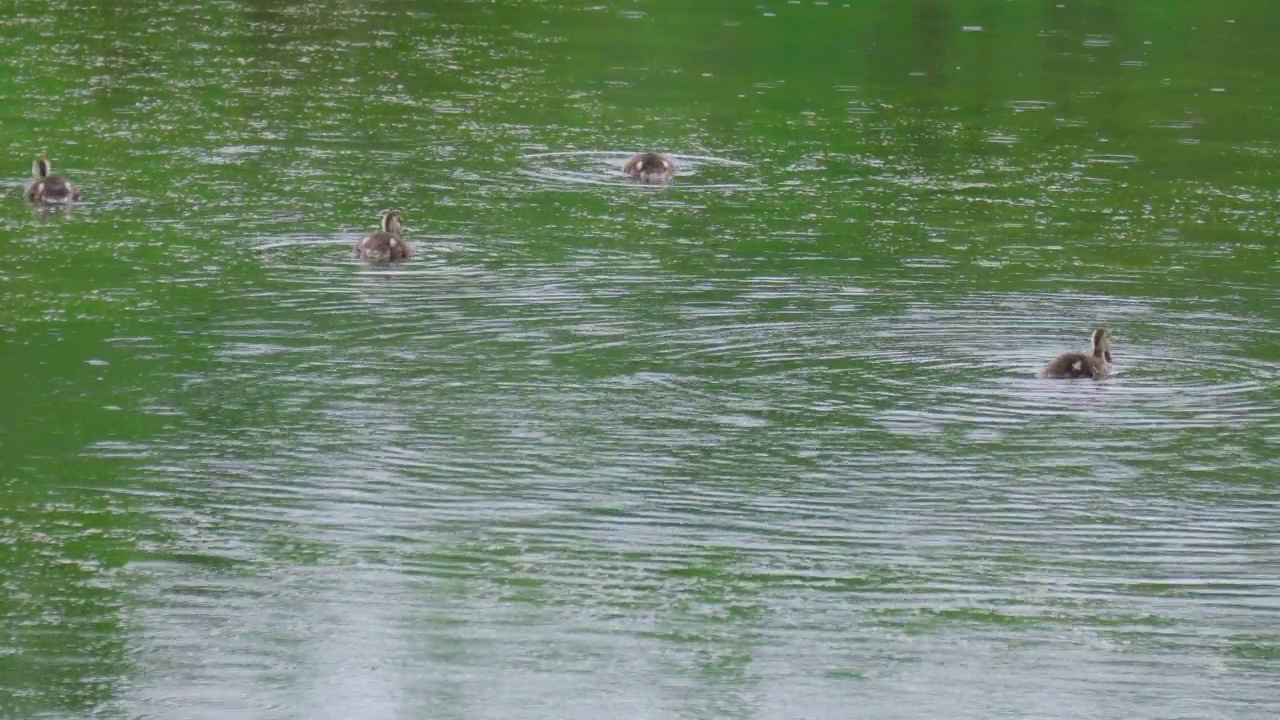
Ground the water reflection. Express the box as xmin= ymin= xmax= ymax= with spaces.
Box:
xmin=92 ymin=237 xmax=1275 ymax=718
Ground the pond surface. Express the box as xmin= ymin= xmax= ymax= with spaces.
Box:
xmin=2 ymin=1 xmax=1278 ymax=719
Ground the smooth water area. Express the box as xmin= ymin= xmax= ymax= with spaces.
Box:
xmin=2 ymin=1 xmax=1278 ymax=718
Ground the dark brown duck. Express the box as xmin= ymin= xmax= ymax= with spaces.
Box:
xmin=26 ymin=154 xmax=81 ymax=205
xmin=1039 ymin=327 xmax=1112 ymax=380
xmin=623 ymin=152 xmax=675 ymax=184
xmin=354 ymin=210 xmax=412 ymax=263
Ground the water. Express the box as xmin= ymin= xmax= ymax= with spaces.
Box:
xmin=2 ymin=1 xmax=1278 ymax=718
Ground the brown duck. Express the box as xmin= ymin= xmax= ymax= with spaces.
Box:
xmin=623 ymin=152 xmax=675 ymax=184
xmin=1039 ymin=327 xmax=1112 ymax=380
xmin=354 ymin=210 xmax=412 ymax=263
xmin=26 ymin=154 xmax=81 ymax=205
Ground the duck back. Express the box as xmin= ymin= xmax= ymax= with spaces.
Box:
xmin=1039 ymin=352 xmax=1107 ymax=379
xmin=27 ymin=175 xmax=80 ymax=204
xmin=355 ymin=232 xmax=412 ymax=262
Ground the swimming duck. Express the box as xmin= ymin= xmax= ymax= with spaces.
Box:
xmin=1039 ymin=327 xmax=1112 ymax=379
xmin=354 ymin=210 xmax=412 ymax=262
xmin=26 ymin=154 xmax=81 ymax=205
xmin=623 ymin=152 xmax=675 ymax=184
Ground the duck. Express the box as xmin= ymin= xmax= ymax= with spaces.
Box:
xmin=354 ymin=210 xmax=412 ymax=262
xmin=623 ymin=152 xmax=675 ymax=184
xmin=1039 ymin=327 xmax=1112 ymax=379
xmin=26 ymin=153 xmax=81 ymax=205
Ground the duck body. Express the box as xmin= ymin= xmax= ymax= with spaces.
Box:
xmin=1039 ymin=327 xmax=1112 ymax=380
xmin=26 ymin=155 xmax=80 ymax=205
xmin=1039 ymin=352 xmax=1108 ymax=379
xmin=623 ymin=152 xmax=675 ymax=184
xmin=354 ymin=210 xmax=412 ymax=262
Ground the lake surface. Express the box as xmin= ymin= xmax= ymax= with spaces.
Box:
xmin=2 ymin=1 xmax=1277 ymax=718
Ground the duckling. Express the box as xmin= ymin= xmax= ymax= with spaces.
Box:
xmin=25 ymin=154 xmax=81 ymax=205
xmin=1039 ymin=327 xmax=1113 ymax=380
xmin=623 ymin=152 xmax=675 ymax=184
xmin=354 ymin=210 xmax=412 ymax=263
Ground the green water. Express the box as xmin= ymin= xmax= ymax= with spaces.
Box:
xmin=2 ymin=1 xmax=1277 ymax=718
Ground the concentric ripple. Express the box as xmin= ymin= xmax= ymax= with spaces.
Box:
xmin=516 ymin=150 xmax=759 ymax=191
